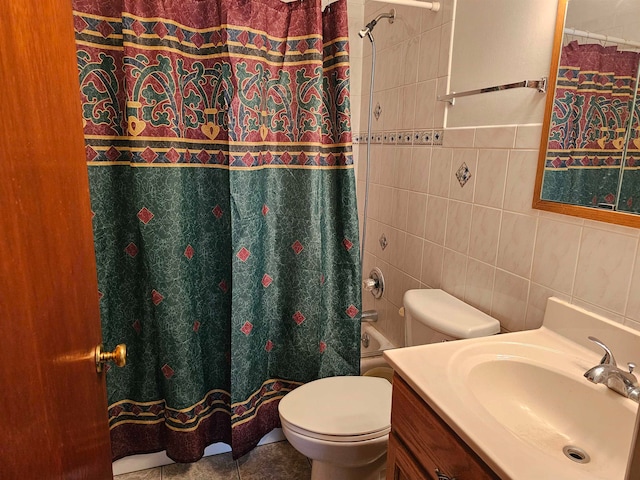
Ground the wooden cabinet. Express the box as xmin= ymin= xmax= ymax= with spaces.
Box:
xmin=386 ymin=375 xmax=501 ymax=480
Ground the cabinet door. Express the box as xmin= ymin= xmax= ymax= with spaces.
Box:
xmin=391 ymin=376 xmax=500 ymax=480
xmin=387 ymin=432 xmax=434 ymax=480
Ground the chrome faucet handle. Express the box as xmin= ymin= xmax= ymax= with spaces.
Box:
xmin=629 ymin=363 xmax=637 ymax=374
xmin=587 ymin=336 xmax=617 ymax=366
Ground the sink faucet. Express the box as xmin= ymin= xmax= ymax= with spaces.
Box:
xmin=584 ymin=336 xmax=640 ymax=402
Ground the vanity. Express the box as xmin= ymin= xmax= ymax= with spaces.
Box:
xmin=384 ymin=298 xmax=640 ymax=479
xmin=386 ymin=375 xmax=498 ymax=480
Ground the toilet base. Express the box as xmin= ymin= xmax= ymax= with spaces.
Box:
xmin=310 ymin=453 xmax=387 ymax=480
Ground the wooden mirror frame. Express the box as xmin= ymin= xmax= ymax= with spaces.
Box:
xmin=532 ymin=0 xmax=640 ymax=228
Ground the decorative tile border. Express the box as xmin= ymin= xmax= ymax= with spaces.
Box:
xmin=356 ymin=129 xmax=443 ymax=146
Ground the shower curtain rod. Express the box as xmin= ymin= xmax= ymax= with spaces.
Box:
xmin=280 ymin=0 xmax=439 ymax=11
xmin=364 ymin=0 xmax=439 ymax=9
xmin=564 ymin=27 xmax=640 ymax=50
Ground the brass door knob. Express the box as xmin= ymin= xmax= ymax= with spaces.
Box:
xmin=95 ymin=344 xmax=126 ymax=372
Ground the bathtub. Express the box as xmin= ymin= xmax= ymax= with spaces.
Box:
xmin=360 ymin=323 xmax=397 ymax=374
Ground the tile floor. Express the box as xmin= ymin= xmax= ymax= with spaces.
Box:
xmin=114 ymin=441 xmax=311 ymax=480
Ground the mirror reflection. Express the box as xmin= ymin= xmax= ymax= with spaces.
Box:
xmin=539 ymin=0 xmax=640 ymax=215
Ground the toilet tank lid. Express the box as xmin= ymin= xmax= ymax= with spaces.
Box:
xmin=404 ymin=289 xmax=500 ymax=338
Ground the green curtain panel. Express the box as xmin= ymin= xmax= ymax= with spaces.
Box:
xmin=542 ymin=41 xmax=640 ymax=208
xmin=73 ymin=0 xmax=361 ymax=461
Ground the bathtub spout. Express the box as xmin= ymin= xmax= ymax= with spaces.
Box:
xmin=361 ymin=310 xmax=378 ymax=322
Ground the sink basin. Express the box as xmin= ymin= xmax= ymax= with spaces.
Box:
xmin=384 ymin=298 xmax=640 ymax=480
xmin=467 ymin=357 xmax=635 ymax=468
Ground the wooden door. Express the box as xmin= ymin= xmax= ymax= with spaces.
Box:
xmin=0 ymin=0 xmax=113 ymax=478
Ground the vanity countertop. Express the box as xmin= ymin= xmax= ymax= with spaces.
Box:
xmin=384 ymin=298 xmax=640 ymax=480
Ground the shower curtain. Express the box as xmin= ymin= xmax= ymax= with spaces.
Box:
xmin=73 ymin=0 xmax=360 ymax=461
xmin=542 ymin=40 xmax=640 ymax=207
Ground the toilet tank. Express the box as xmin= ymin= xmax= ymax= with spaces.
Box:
xmin=404 ymin=289 xmax=500 ymax=346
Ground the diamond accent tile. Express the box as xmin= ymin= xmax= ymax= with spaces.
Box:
xmin=374 ymin=102 xmax=382 ymax=121
xmin=433 ymin=130 xmax=443 ymax=145
xmin=379 ymin=233 xmax=388 ymax=251
xmin=455 ymin=162 xmax=472 ymax=187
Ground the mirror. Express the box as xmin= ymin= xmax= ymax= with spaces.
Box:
xmin=533 ymin=0 xmax=640 ymax=227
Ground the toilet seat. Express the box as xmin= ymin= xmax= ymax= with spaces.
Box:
xmin=278 ymin=376 xmax=392 ymax=443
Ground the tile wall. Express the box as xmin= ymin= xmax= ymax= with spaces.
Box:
xmin=350 ymin=0 xmax=640 ymax=348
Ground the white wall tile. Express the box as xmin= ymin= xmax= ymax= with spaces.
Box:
xmin=417 ymin=27 xmax=441 ymax=82
xmin=474 ymin=126 xmax=516 ymax=149
xmin=391 ymin=189 xmax=409 ymax=230
xmin=496 ymin=212 xmax=537 ymax=278
xmin=531 ymin=218 xmax=582 ymax=294
xmin=464 ymin=259 xmax=495 ymax=314
xmin=413 ymin=79 xmax=437 ymax=129
xmin=409 ymin=146 xmax=431 ymax=193
xmin=515 ymin=124 xmax=543 ymax=149
xmin=468 ymin=205 xmax=501 ymax=265
xmin=400 ymin=234 xmax=424 ymax=280
xmin=406 ymin=192 xmax=427 ymax=237
xmin=424 ymin=195 xmax=448 ymax=245
xmin=474 ymin=149 xmax=508 ymax=209
xmin=443 ymin=128 xmax=475 ymax=148
xmin=395 ymin=146 xmax=413 ymax=189
xmin=421 ymin=240 xmax=444 ymax=288
xmin=503 ymin=149 xmax=539 ymax=214
xmin=441 ymin=248 xmax=467 ymax=300
xmin=574 ymin=227 xmax=638 ymax=314
xmin=428 ymin=147 xmax=452 ymax=197
xmin=525 ymin=283 xmax=570 ymax=330
xmin=444 ymin=200 xmax=472 ymax=254
xmin=399 ymin=84 xmax=417 ymax=130
xmin=492 ymin=269 xmax=529 ymax=332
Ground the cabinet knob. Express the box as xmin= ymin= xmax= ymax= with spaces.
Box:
xmin=435 ymin=469 xmax=456 ymax=480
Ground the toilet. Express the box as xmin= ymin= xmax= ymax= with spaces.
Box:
xmin=278 ymin=289 xmax=501 ymax=480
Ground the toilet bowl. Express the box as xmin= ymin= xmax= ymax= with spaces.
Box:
xmin=279 ymin=375 xmax=392 ymax=480
xmin=278 ymin=289 xmax=501 ymax=480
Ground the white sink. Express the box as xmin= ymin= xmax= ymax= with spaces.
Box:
xmin=384 ymin=298 xmax=640 ymax=480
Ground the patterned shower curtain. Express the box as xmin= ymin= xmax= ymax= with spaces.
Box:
xmin=542 ymin=41 xmax=640 ymax=208
xmin=617 ymin=91 xmax=640 ymax=213
xmin=72 ymin=0 xmax=360 ymax=461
